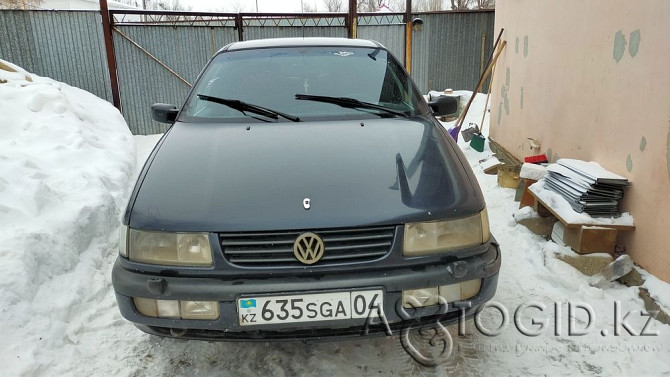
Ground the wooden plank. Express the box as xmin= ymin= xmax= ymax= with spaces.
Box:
xmin=527 ymin=189 xmax=635 ymax=230
xmin=532 ymin=196 xmax=552 ymax=217
xmin=498 ymin=165 xmax=521 ymax=189
xmin=519 ymin=179 xmax=537 ymax=209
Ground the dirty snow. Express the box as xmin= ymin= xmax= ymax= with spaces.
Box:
xmin=1 ymin=64 xmax=670 ymax=376
xmin=480 ymin=156 xmax=501 ymax=170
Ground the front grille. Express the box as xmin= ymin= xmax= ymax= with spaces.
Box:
xmin=220 ymin=226 xmax=396 ymax=268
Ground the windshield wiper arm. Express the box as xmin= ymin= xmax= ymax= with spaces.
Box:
xmin=197 ymin=94 xmax=300 ymax=122
xmin=295 ymin=94 xmax=408 ymax=117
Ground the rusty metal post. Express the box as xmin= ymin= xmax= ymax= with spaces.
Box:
xmin=404 ymin=0 xmax=412 ymax=71
xmin=100 ymin=0 xmax=121 ymax=111
xmin=347 ymin=0 xmax=357 ymax=39
xmin=235 ymin=13 xmax=244 ymax=41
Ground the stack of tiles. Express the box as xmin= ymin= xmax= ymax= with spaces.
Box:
xmin=544 ymin=159 xmax=630 ymax=217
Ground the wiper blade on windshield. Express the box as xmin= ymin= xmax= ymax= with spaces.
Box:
xmin=197 ymin=94 xmax=300 ymax=122
xmin=295 ymin=94 xmax=408 ymax=117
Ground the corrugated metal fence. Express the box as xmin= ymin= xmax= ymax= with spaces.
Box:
xmin=357 ymin=14 xmax=405 ymax=64
xmin=0 ymin=10 xmax=494 ymax=135
xmin=411 ymin=12 xmax=495 ymax=94
xmin=0 ymin=10 xmax=112 ymax=102
xmin=112 ymin=25 xmax=238 ymax=134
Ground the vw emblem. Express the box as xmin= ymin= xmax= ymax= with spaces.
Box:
xmin=303 ymin=198 xmax=311 ymax=210
xmin=293 ymin=232 xmax=324 ymax=265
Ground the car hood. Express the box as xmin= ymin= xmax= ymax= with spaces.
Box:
xmin=127 ymin=117 xmax=484 ymax=232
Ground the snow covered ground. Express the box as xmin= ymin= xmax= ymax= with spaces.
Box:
xmin=2 ymin=64 xmax=670 ymax=376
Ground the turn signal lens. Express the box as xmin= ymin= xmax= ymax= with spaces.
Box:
xmin=133 ymin=297 xmax=157 ymax=317
xmin=181 ymin=301 xmax=220 ymax=320
xmin=460 ymin=278 xmax=482 ymax=300
xmin=402 ymin=287 xmax=439 ymax=308
xmin=133 ymin=298 xmax=219 ymax=320
xmin=401 ymin=279 xmax=483 ymax=308
xmin=439 ymin=278 xmax=482 ymax=301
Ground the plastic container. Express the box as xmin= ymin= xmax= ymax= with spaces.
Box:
xmin=470 ymin=133 xmax=486 ymax=152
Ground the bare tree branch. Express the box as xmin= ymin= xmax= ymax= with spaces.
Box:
xmin=323 ymin=0 xmax=343 ymax=12
xmin=474 ymin=0 xmax=495 ymax=9
xmin=302 ymin=1 xmax=318 ymax=12
xmin=449 ymin=0 xmax=470 ymax=10
xmin=414 ymin=0 xmax=444 ymax=11
xmin=0 ymin=0 xmax=44 ymax=9
xmin=357 ymin=0 xmax=382 ymax=12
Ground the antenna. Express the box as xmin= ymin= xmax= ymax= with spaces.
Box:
xmin=301 ymin=1 xmax=306 ymax=38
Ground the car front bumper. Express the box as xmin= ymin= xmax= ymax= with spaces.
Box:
xmin=112 ymin=239 xmax=501 ymax=341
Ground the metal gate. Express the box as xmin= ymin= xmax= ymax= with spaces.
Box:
xmin=1 ymin=9 xmax=494 ymax=135
xmin=109 ymin=12 xmax=353 ymax=134
xmin=110 ymin=13 xmax=238 ymax=134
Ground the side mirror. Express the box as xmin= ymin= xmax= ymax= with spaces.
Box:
xmin=428 ymin=96 xmax=458 ymax=117
xmin=151 ymin=103 xmax=179 ymax=124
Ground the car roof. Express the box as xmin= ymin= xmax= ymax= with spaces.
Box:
xmin=221 ymin=37 xmax=382 ymax=53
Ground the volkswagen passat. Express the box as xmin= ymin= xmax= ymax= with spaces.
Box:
xmin=112 ymin=38 xmax=501 ymax=340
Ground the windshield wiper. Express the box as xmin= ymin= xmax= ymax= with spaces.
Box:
xmin=295 ymin=94 xmax=408 ymax=117
xmin=197 ymin=94 xmax=300 ymax=122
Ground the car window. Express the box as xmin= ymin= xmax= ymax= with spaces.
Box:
xmin=179 ymin=46 xmax=429 ymax=122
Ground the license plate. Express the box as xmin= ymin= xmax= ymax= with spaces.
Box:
xmin=237 ymin=290 xmax=383 ymax=326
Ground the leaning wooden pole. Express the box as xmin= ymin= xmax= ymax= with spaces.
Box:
xmin=454 ymin=38 xmax=507 ymax=131
xmin=480 ymin=42 xmax=503 ymax=133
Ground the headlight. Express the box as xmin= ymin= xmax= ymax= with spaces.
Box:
xmin=403 ymin=208 xmax=490 ymax=256
xmin=128 ymin=229 xmax=213 ymax=266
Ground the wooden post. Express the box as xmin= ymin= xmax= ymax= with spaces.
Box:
xmin=404 ymin=0 xmax=412 ymax=71
xmin=100 ymin=0 xmax=121 ymax=111
xmin=347 ymin=0 xmax=357 ymax=39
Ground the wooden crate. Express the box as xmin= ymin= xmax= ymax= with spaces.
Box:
xmin=563 ymin=226 xmax=618 ymax=254
xmin=498 ymin=165 xmax=521 ymax=189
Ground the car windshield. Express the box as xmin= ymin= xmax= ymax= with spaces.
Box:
xmin=179 ymin=46 xmax=429 ymax=122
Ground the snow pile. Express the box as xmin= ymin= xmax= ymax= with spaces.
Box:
xmin=641 ymin=271 xmax=670 ymax=316
xmin=480 ymin=156 xmax=501 ymax=171
xmin=519 ymin=162 xmax=547 ymax=180
xmin=512 ymin=206 xmax=540 ymax=222
xmin=0 ymin=60 xmax=135 ymax=376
